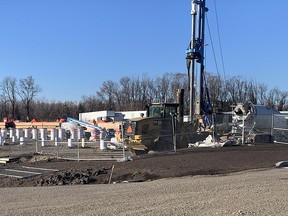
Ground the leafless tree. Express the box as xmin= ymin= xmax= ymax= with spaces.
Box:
xmin=206 ymin=73 xmax=225 ymax=111
xmin=139 ymin=75 xmax=154 ymax=109
xmin=118 ymin=77 xmax=131 ymax=110
xmin=257 ymin=83 xmax=268 ymax=105
xmin=8 ymin=72 xmax=284 ymax=121
xmin=18 ymin=76 xmax=41 ymax=121
xmin=277 ymin=91 xmax=288 ymax=111
xmin=97 ymin=80 xmax=118 ymax=110
xmin=0 ymin=95 xmax=9 ymax=119
xmin=245 ymin=80 xmax=257 ymax=104
xmin=266 ymin=88 xmax=288 ymax=111
xmin=154 ymin=73 xmax=172 ymax=102
xmin=225 ymin=76 xmax=238 ymax=105
xmin=0 ymin=77 xmax=18 ymax=119
xmin=80 ymin=95 xmax=103 ymax=112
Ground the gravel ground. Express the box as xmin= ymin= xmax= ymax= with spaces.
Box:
xmin=0 ymin=168 xmax=288 ymax=216
xmin=1 ymin=143 xmax=288 ymax=215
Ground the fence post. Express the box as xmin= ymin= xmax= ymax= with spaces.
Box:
xmin=242 ymin=118 xmax=245 ymax=145
xmin=56 ymin=137 xmax=59 ymax=160
xmin=121 ymin=121 xmax=126 ymax=158
xmin=271 ymin=114 xmax=274 ymax=141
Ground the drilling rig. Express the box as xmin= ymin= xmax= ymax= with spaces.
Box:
xmin=123 ymin=0 xmax=212 ymax=154
xmin=186 ymin=0 xmax=212 ymax=125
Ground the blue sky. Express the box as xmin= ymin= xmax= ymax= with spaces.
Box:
xmin=0 ymin=0 xmax=287 ymax=102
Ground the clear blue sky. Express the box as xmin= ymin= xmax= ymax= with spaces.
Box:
xmin=0 ymin=0 xmax=287 ymax=102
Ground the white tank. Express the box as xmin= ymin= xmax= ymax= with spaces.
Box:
xmin=24 ymin=128 xmax=31 ymax=140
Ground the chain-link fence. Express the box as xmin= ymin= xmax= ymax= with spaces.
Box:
xmin=122 ymin=113 xmax=235 ymax=152
xmin=272 ymin=114 xmax=288 ymax=144
xmin=0 ymin=113 xmax=235 ymax=159
xmin=0 ymin=127 xmax=129 ymax=160
xmin=4 ymin=112 xmax=284 ymax=158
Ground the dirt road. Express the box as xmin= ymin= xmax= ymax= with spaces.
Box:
xmin=1 ymin=168 xmax=288 ymax=215
xmin=1 ymin=143 xmax=288 ymax=215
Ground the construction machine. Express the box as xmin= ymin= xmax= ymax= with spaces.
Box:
xmin=123 ymin=0 xmax=212 ymax=154
xmin=123 ymin=89 xmax=210 ymax=154
xmin=123 ymin=101 xmax=180 ymax=153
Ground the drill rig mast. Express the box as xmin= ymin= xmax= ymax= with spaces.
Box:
xmin=186 ymin=0 xmax=210 ymax=122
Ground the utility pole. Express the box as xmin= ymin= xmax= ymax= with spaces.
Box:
xmin=186 ymin=0 xmax=208 ymax=122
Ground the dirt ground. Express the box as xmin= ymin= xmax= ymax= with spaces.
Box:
xmin=1 ymin=142 xmax=288 ymax=188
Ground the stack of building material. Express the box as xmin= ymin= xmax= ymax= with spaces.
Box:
xmin=0 ymin=156 xmax=20 ymax=164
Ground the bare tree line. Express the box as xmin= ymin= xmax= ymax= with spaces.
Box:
xmin=0 ymin=73 xmax=287 ymax=122
xmin=0 ymin=76 xmax=41 ymax=121
xmin=206 ymin=74 xmax=288 ymax=111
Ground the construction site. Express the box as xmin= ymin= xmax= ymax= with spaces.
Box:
xmin=1 ymin=0 xmax=288 ymax=187
xmin=1 ymin=1 xmax=288 ymax=215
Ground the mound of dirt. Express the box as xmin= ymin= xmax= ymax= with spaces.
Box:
xmin=36 ymin=168 xmax=108 ymax=186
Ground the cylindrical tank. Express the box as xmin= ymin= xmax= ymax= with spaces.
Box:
xmin=81 ymin=138 xmax=85 ymax=147
xmin=24 ymin=128 xmax=31 ymax=140
xmin=50 ymin=128 xmax=56 ymax=141
xmin=78 ymin=127 xmax=84 ymax=139
xmin=11 ymin=135 xmax=17 ymax=143
xmin=58 ymin=128 xmax=65 ymax=140
xmin=40 ymin=128 xmax=47 ymax=140
xmin=20 ymin=137 xmax=27 ymax=145
xmin=10 ymin=128 xmax=15 ymax=138
xmin=1 ymin=129 xmax=7 ymax=138
xmin=71 ymin=129 xmax=78 ymax=141
xmin=32 ymin=128 xmax=38 ymax=140
xmin=55 ymin=137 xmax=58 ymax=146
xmin=41 ymin=140 xmax=47 ymax=147
xmin=100 ymin=139 xmax=106 ymax=150
xmin=16 ymin=129 xmax=23 ymax=140
xmin=40 ymin=129 xmax=47 ymax=146
xmin=68 ymin=138 xmax=75 ymax=147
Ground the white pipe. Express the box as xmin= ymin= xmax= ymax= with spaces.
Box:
xmin=78 ymin=127 xmax=84 ymax=139
xmin=0 ymin=136 xmax=3 ymax=146
xmin=58 ymin=128 xmax=65 ymax=140
xmin=12 ymin=135 xmax=16 ymax=143
xmin=41 ymin=140 xmax=46 ymax=147
xmin=24 ymin=128 xmax=31 ymax=140
xmin=10 ymin=128 xmax=15 ymax=138
xmin=50 ymin=129 xmax=55 ymax=141
xmin=68 ymin=138 xmax=75 ymax=147
xmin=40 ymin=128 xmax=47 ymax=140
xmin=81 ymin=138 xmax=85 ymax=147
xmin=71 ymin=129 xmax=78 ymax=141
xmin=1 ymin=129 xmax=7 ymax=138
xmin=16 ymin=129 xmax=23 ymax=140
xmin=20 ymin=137 xmax=26 ymax=145
xmin=32 ymin=128 xmax=38 ymax=140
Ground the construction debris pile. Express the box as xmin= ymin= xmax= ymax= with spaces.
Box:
xmin=188 ymin=134 xmax=236 ymax=148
